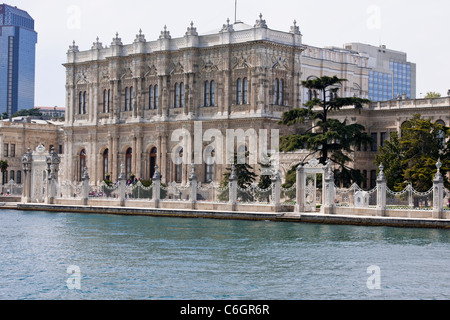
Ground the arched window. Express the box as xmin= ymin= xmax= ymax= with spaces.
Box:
xmin=237 ymin=78 xmax=242 ymax=104
xmin=150 ymin=147 xmax=157 ymax=179
xmin=79 ymin=149 xmax=86 ymax=181
xmin=16 ymin=170 xmax=21 ymax=184
xmin=10 ymin=170 xmax=14 ymax=182
xmin=125 ymin=148 xmax=132 ymax=180
xmin=243 ymin=78 xmax=248 ymax=104
xmin=149 ymin=85 xmax=154 ymax=109
xmin=103 ymin=149 xmax=109 ymax=180
xmin=125 ymin=87 xmax=130 ymax=111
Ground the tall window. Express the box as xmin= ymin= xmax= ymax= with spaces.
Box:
xmin=175 ymin=148 xmax=183 ymax=183
xmin=180 ymin=83 xmax=185 ymax=108
xmin=205 ymin=147 xmax=215 ymax=183
xmin=236 ymin=78 xmax=248 ymax=105
xmin=130 ymin=87 xmax=134 ymax=111
xmin=243 ymin=78 xmax=248 ymax=104
xmin=4 ymin=143 xmax=8 ymax=157
xmin=204 ymin=81 xmax=215 ymax=107
xmin=103 ymin=89 xmax=110 ymax=113
xmin=125 ymin=148 xmax=132 ymax=180
xmin=436 ymin=120 xmax=446 ymax=149
xmin=79 ymin=149 xmax=86 ymax=181
xmin=125 ymin=87 xmax=130 ymax=111
xmin=154 ymin=85 xmax=159 ymax=109
xmin=103 ymin=149 xmax=109 ymax=180
xmin=83 ymin=92 xmax=87 ymax=114
xmin=204 ymin=81 xmax=210 ymax=106
xmin=174 ymin=83 xmax=184 ymax=108
xmin=16 ymin=171 xmax=21 ymax=184
xmin=274 ymin=78 xmax=285 ymax=105
xmin=10 ymin=144 xmax=15 ymax=158
xmin=10 ymin=170 xmax=14 ymax=182
xmin=371 ymin=133 xmax=378 ymax=152
xmin=174 ymin=83 xmax=180 ymax=108
xmin=150 ymin=147 xmax=157 ymax=179
xmin=149 ymin=85 xmax=153 ymax=109
xmin=237 ymin=78 xmax=242 ymax=104
xmin=79 ymin=91 xmax=87 ymax=114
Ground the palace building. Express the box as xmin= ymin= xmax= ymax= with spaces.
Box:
xmin=61 ymin=15 xmax=374 ymax=186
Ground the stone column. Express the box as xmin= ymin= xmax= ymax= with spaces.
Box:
xmin=151 ymin=164 xmax=161 ymax=209
xmin=433 ymin=159 xmax=444 ymax=219
xmin=81 ymin=167 xmax=90 ymax=206
xmin=21 ymin=148 xmax=32 ymax=203
xmin=271 ymin=171 xmax=281 ymax=212
xmin=295 ymin=164 xmax=305 ymax=213
xmin=376 ymin=164 xmax=387 ymax=217
xmin=322 ymin=160 xmax=335 ymax=215
xmin=46 ymin=165 xmax=57 ymax=205
xmin=228 ymin=165 xmax=237 ymax=211
xmin=118 ymin=163 xmax=126 ymax=207
xmin=188 ymin=164 xmax=197 ymax=209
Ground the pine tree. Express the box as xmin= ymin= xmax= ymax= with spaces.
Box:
xmin=278 ymin=75 xmax=373 ymax=186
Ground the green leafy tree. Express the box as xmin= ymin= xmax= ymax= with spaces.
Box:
xmin=0 ymin=160 xmax=8 ymax=173
xmin=376 ymin=114 xmax=450 ymax=192
xmin=218 ymin=152 xmax=257 ymax=202
xmin=12 ymin=108 xmax=43 ymax=118
xmin=278 ymin=75 xmax=373 ymax=186
xmin=424 ymin=91 xmax=441 ymax=99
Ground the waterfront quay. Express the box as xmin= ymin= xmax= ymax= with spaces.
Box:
xmin=6 ymin=202 xmax=450 ymax=230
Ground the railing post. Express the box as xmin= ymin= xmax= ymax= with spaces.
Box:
xmin=151 ymin=164 xmax=161 ymax=208
xmin=81 ymin=167 xmax=90 ymax=206
xmin=433 ymin=159 xmax=444 ymax=219
xmin=46 ymin=164 xmax=58 ymax=204
xmin=228 ymin=165 xmax=237 ymax=211
xmin=21 ymin=148 xmax=32 ymax=203
xmin=271 ymin=171 xmax=281 ymax=212
xmin=295 ymin=163 xmax=304 ymax=213
xmin=322 ymin=160 xmax=335 ymax=215
xmin=376 ymin=164 xmax=387 ymax=216
xmin=189 ymin=164 xmax=197 ymax=210
xmin=118 ymin=163 xmax=126 ymax=207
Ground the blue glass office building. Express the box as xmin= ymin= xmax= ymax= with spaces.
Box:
xmin=0 ymin=4 xmax=37 ymax=116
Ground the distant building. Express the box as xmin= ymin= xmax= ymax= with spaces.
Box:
xmin=344 ymin=43 xmax=416 ymax=102
xmin=36 ymin=106 xmax=65 ymax=120
xmin=0 ymin=4 xmax=38 ymax=116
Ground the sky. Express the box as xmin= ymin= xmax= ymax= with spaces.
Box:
xmin=6 ymin=0 xmax=450 ymax=108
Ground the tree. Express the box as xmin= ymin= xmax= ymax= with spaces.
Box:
xmin=0 ymin=160 xmax=8 ymax=173
xmin=424 ymin=91 xmax=441 ymax=99
xmin=278 ymin=75 xmax=373 ymax=186
xmin=11 ymin=108 xmax=43 ymax=118
xmin=218 ymin=152 xmax=257 ymax=202
xmin=375 ymin=114 xmax=450 ymax=192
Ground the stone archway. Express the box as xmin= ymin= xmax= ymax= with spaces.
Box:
xmin=295 ymin=158 xmax=327 ymax=213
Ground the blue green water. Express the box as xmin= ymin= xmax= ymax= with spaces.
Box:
xmin=1 ymin=209 xmax=450 ymax=300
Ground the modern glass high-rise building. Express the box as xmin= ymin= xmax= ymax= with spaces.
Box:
xmin=0 ymin=4 xmax=37 ymax=116
xmin=344 ymin=43 xmax=416 ymax=102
